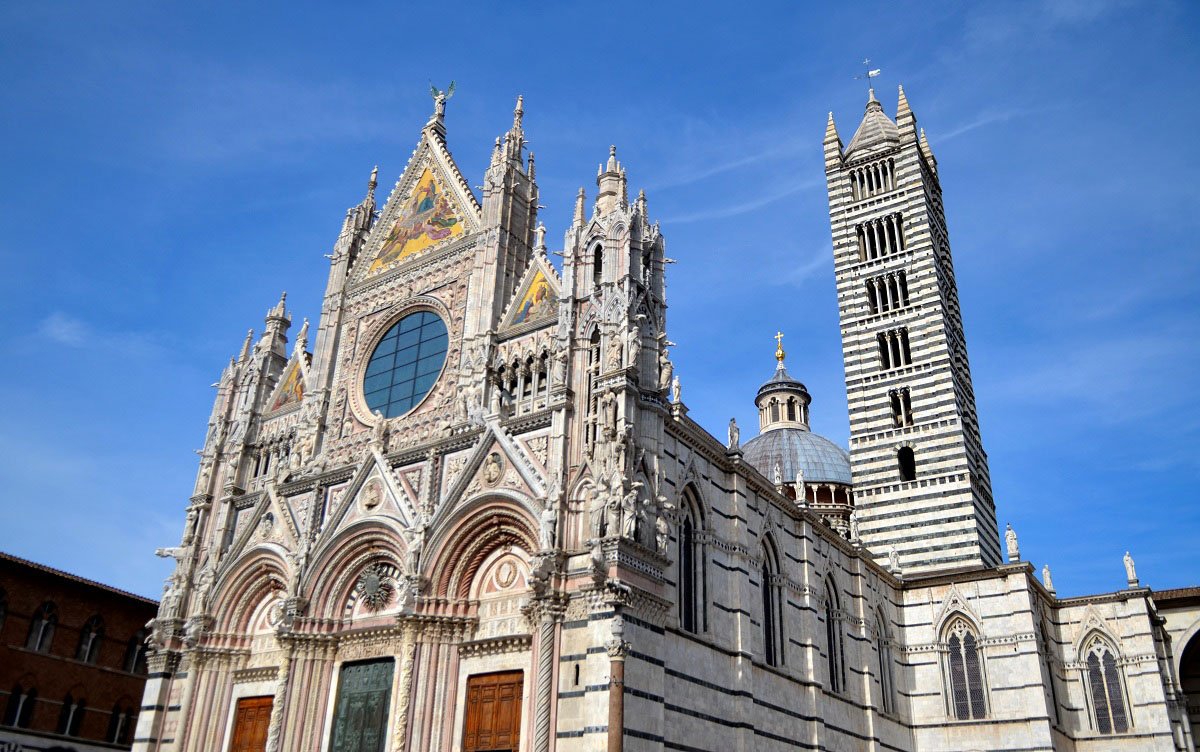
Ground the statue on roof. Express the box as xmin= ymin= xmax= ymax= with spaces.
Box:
xmin=429 ymin=80 xmax=456 ymax=118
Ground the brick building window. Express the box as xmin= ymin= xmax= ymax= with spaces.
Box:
xmin=123 ymin=630 xmax=147 ymax=674
xmin=4 ymin=685 xmax=37 ymax=728
xmin=26 ymin=601 xmax=57 ymax=653
xmin=76 ymin=615 xmax=105 ymax=664
xmin=58 ymin=693 xmax=86 ymax=736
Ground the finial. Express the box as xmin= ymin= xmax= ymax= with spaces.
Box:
xmin=897 ymin=84 xmax=911 ymax=117
xmin=606 ymin=145 xmax=618 ymax=173
xmin=513 ymin=94 xmax=524 ymax=129
xmin=294 ymin=318 xmax=310 ymax=355
xmin=267 ymin=291 xmax=288 ymax=321
xmin=239 ymin=329 xmax=254 ymax=362
xmin=636 ymin=188 xmax=648 ymax=216
xmin=574 ymin=187 xmax=586 ymax=225
xmin=774 ymin=331 xmax=785 ymax=364
xmin=368 ymin=165 xmax=378 ymax=196
xmin=527 ymin=151 xmax=536 ymax=180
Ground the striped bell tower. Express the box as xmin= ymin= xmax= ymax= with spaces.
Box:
xmin=824 ymin=86 xmax=1001 ymax=573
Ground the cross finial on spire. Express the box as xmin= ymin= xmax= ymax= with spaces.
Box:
xmin=774 ymin=331 xmax=786 ymax=363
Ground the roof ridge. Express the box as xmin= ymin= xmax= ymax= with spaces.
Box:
xmin=0 ymin=550 xmax=160 ymax=605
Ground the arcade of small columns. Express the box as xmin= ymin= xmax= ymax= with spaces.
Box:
xmin=848 ymin=157 xmax=897 ymax=200
xmin=855 ymin=212 xmax=906 ymax=261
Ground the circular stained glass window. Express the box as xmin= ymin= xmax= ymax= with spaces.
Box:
xmin=363 ymin=311 xmax=448 ymax=418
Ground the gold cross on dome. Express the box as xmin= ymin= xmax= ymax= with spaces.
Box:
xmin=774 ymin=331 xmax=786 ymax=363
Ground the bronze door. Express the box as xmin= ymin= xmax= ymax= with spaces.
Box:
xmin=229 ymin=696 xmax=273 ymax=752
xmin=329 ymin=659 xmax=394 ymax=752
xmin=463 ymin=671 xmax=524 ymax=752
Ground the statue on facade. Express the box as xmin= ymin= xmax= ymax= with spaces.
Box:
xmin=371 ymin=410 xmax=388 ymax=447
xmin=658 ymin=349 xmax=673 ymax=392
xmin=888 ymin=547 xmax=901 ymax=575
xmin=1005 ymin=523 xmax=1020 ymax=562
xmin=849 ymin=511 xmax=861 ymax=543
xmin=773 ymin=461 xmax=783 ymax=486
xmin=606 ymin=334 xmax=622 ymax=371
xmin=429 ymin=80 xmax=455 ymax=119
xmin=795 ymin=468 xmax=806 ymax=503
xmin=620 ymin=487 xmax=640 ymax=540
xmin=626 ymin=324 xmax=642 ymax=371
xmin=1042 ymin=564 xmax=1055 ymax=593
xmin=1124 ymin=551 xmax=1138 ymax=586
xmin=539 ymin=503 xmax=558 ymax=550
xmin=727 ymin=418 xmax=739 ymax=451
xmin=671 ymin=375 xmax=681 ymax=403
xmin=552 ymin=348 xmax=568 ymax=386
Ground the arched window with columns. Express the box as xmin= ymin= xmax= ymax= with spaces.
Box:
xmin=26 ymin=601 xmax=56 ymax=653
xmin=1082 ymin=635 xmax=1130 ymax=734
xmin=76 ymin=615 xmax=104 ymax=664
xmin=943 ymin=616 xmax=987 ymax=720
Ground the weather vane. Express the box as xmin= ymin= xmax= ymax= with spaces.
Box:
xmin=854 ymin=58 xmax=881 ymax=95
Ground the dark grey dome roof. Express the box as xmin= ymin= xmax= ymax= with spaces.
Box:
xmin=755 ymin=364 xmax=808 ymax=401
xmin=742 ymin=428 xmax=852 ymax=486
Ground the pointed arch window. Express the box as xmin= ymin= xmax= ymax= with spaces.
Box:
xmin=678 ymin=488 xmax=706 ymax=634
xmin=26 ymin=601 xmax=57 ymax=653
xmin=58 ymin=693 xmax=85 ymax=736
xmin=825 ymin=578 xmax=846 ymax=693
xmin=760 ymin=540 xmax=783 ymax=667
xmin=878 ymin=608 xmax=896 ymax=714
xmin=897 ymin=446 xmax=917 ymax=481
xmin=123 ymin=630 xmax=147 ymax=674
xmin=944 ymin=617 xmax=986 ymax=719
xmin=77 ymin=615 xmax=105 ymax=664
xmin=108 ymin=702 xmax=135 ymax=745
xmin=1039 ymin=621 xmax=1061 ymax=726
xmin=592 ymin=243 xmax=604 ymax=289
xmin=1083 ymin=637 xmax=1129 ymax=734
xmin=4 ymin=685 xmax=36 ymax=728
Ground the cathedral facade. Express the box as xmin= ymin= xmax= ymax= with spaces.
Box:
xmin=134 ymin=88 xmax=1200 ymax=752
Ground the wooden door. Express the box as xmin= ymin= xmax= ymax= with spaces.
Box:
xmin=229 ymin=696 xmax=273 ymax=752
xmin=329 ymin=659 xmax=394 ymax=752
xmin=463 ymin=671 xmax=524 ymax=752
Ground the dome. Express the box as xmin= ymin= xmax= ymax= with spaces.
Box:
xmin=742 ymin=428 xmax=852 ymax=486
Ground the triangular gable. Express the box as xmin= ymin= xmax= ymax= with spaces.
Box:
xmin=218 ymin=488 xmax=299 ymax=574
xmin=431 ymin=420 xmax=548 ymax=526
xmin=267 ymin=353 xmax=310 ymax=412
xmin=308 ymin=449 xmax=420 ymax=557
xmin=500 ymin=255 xmax=561 ymax=330
xmin=357 ymin=131 xmax=481 ymax=282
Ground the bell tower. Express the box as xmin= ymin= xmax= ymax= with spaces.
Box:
xmin=824 ymin=86 xmax=1000 ymax=573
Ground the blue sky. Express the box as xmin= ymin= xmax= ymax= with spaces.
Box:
xmin=1 ymin=1 xmax=1197 ymax=600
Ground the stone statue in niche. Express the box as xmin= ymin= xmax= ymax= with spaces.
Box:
xmin=671 ymin=375 xmax=681 ymax=403
xmin=727 ymin=418 xmax=739 ymax=450
xmin=658 ymin=349 xmax=673 ymax=391
xmin=539 ymin=503 xmax=557 ymax=550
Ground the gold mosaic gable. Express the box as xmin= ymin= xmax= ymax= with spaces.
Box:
xmin=367 ymin=165 xmax=466 ymax=276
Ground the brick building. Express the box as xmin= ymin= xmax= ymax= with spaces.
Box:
xmin=0 ymin=551 xmax=158 ymax=752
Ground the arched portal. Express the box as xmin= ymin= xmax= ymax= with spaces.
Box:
xmin=1181 ymin=631 xmax=1200 ymax=744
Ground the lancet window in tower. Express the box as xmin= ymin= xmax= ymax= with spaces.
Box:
xmin=592 ymin=243 xmax=604 ymax=290
xmin=897 ymin=446 xmax=917 ymax=481
xmin=876 ymin=328 xmax=912 ymax=370
xmin=866 ymin=271 xmax=909 ymax=314
xmin=58 ymin=693 xmax=85 ymax=736
xmin=855 ymin=213 xmax=905 ymax=261
xmin=585 ymin=331 xmax=601 ymax=446
xmin=889 ymin=388 xmax=913 ymax=427
xmin=849 ymin=158 xmax=896 ymax=200
xmin=1084 ymin=638 xmax=1129 ymax=734
xmin=944 ymin=618 xmax=987 ymax=720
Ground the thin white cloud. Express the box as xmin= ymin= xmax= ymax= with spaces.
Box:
xmin=664 ymin=179 xmax=821 ymax=224
xmin=34 ymin=312 xmax=162 ymax=356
